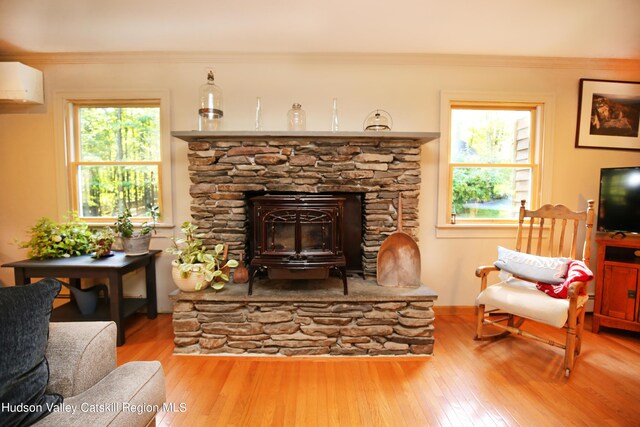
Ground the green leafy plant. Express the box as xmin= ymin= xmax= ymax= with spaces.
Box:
xmin=19 ymin=213 xmax=93 ymax=259
xmin=166 ymin=221 xmax=239 ymax=291
xmin=90 ymin=227 xmax=115 ymax=258
xmin=114 ymin=206 xmax=159 ymax=237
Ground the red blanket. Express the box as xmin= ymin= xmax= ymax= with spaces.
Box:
xmin=536 ymin=260 xmax=593 ymax=299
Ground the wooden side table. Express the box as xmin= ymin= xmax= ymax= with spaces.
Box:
xmin=2 ymin=250 xmax=160 ymax=345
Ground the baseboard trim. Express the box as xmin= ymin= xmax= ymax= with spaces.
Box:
xmin=434 ymin=306 xmax=476 ymax=315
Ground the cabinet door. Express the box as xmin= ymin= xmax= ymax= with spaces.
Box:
xmin=602 ymin=264 xmax=638 ymax=321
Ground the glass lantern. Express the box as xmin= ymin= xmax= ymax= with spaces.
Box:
xmin=198 ymin=70 xmax=223 ymax=131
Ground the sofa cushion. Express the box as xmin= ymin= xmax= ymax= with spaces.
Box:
xmin=0 ymin=279 xmax=63 ymax=427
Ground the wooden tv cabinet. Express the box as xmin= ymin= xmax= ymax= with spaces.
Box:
xmin=592 ymin=236 xmax=640 ymax=333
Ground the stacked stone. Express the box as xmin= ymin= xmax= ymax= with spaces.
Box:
xmin=187 ymin=136 xmax=423 ymax=277
xmin=172 ymin=299 xmax=435 ymax=356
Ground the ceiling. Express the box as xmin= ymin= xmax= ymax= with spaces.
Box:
xmin=1 ymin=0 xmax=639 ymax=59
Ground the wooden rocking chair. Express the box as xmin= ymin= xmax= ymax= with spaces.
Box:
xmin=475 ymin=200 xmax=594 ymax=377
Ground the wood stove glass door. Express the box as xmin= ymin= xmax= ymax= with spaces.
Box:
xmin=262 ymin=208 xmax=336 ymax=257
xmin=264 ymin=210 xmax=296 ymax=254
xmin=300 ymin=211 xmax=333 ymax=254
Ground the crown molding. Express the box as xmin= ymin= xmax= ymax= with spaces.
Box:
xmin=1 ymin=51 xmax=639 ymax=71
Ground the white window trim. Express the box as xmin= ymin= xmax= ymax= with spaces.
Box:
xmin=436 ymin=91 xmax=556 ymax=239
xmin=53 ymin=90 xmax=174 ymax=235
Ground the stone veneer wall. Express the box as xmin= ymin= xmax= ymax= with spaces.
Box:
xmin=172 ymin=299 xmax=435 ymax=356
xmin=185 ymin=135 xmax=423 ymax=277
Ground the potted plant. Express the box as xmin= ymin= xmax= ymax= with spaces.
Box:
xmin=18 ymin=213 xmax=93 ymax=259
xmin=166 ymin=221 xmax=238 ymax=292
xmin=90 ymin=227 xmax=115 ymax=258
xmin=114 ymin=206 xmax=159 ymax=256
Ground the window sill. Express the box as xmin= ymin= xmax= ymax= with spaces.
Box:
xmin=436 ymin=223 xmax=519 ymax=239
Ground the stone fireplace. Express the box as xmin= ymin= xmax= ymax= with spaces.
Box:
xmin=175 ymin=130 xmax=437 ymax=278
xmin=170 ymin=130 xmax=439 ymax=356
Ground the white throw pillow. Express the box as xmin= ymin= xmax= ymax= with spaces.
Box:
xmin=494 ymin=246 xmax=570 ymax=284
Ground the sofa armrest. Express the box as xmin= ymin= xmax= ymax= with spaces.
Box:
xmin=46 ymin=321 xmax=117 ymax=397
xmin=35 ymin=361 xmax=165 ymax=427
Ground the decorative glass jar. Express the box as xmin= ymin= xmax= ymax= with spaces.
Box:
xmin=198 ymin=70 xmax=223 ymax=131
xmin=363 ymin=109 xmax=393 ymax=131
xmin=287 ymin=103 xmax=306 ymax=131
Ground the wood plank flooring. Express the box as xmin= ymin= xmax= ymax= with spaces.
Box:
xmin=117 ymin=313 xmax=640 ymax=426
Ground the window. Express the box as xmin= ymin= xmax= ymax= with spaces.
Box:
xmin=450 ymin=104 xmax=537 ymax=222
xmin=438 ymin=92 xmax=553 ymax=236
xmin=61 ymin=96 xmax=172 ymax=226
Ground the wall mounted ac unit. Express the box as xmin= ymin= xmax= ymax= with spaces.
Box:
xmin=0 ymin=62 xmax=44 ymax=104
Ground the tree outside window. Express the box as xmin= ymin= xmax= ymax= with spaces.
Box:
xmin=449 ymin=105 xmax=537 ymax=222
xmin=69 ymin=102 xmax=162 ymax=221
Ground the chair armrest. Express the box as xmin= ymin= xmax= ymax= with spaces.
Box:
xmin=567 ymin=280 xmax=587 ymax=298
xmin=46 ymin=321 xmax=117 ymax=397
xmin=475 ymin=265 xmax=499 ymax=278
xmin=476 ymin=265 xmax=499 ymax=293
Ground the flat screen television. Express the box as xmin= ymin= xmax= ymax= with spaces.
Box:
xmin=597 ymin=166 xmax=640 ymax=235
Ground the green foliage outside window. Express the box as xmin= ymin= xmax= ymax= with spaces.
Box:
xmin=77 ymin=106 xmax=160 ymax=218
xmin=452 ymin=168 xmax=513 ymax=216
xmin=450 ymin=109 xmax=530 ymax=219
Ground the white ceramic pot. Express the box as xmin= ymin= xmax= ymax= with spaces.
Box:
xmin=171 ymin=260 xmax=211 ymax=292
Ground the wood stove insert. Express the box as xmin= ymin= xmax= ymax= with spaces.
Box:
xmin=248 ymin=194 xmax=348 ymax=295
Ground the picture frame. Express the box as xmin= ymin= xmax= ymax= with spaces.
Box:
xmin=575 ymin=78 xmax=640 ymax=151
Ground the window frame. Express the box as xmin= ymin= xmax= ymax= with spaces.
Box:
xmin=437 ymin=91 xmax=555 ymax=238
xmin=54 ymin=91 xmax=174 ymax=230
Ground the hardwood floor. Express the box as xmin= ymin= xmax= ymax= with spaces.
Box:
xmin=117 ymin=313 xmax=640 ymax=426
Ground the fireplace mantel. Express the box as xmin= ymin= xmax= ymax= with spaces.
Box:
xmin=171 ymin=130 xmax=439 ymax=145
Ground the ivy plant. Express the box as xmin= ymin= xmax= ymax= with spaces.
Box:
xmin=166 ymin=221 xmax=239 ymax=291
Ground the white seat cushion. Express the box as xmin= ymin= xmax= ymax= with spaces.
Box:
xmin=476 ymin=276 xmax=586 ymax=328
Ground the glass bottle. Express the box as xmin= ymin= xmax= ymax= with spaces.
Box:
xmin=255 ymin=97 xmax=262 ymax=131
xmin=198 ymin=70 xmax=223 ymax=131
xmin=287 ymin=103 xmax=306 ymax=131
xmin=331 ymin=98 xmax=339 ymax=132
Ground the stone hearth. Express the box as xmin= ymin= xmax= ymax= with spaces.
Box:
xmin=170 ymin=277 xmax=437 ymax=356
xmin=173 ymin=130 xmax=438 ymax=277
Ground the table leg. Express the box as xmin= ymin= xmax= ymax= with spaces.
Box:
xmin=68 ymin=278 xmax=82 ymax=305
xmin=108 ymin=271 xmax=125 ymax=346
xmin=145 ymin=256 xmax=158 ymax=319
xmin=14 ymin=268 xmax=28 ymax=285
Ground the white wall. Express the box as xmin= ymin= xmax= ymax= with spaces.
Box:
xmin=1 ymin=54 xmax=639 ymax=312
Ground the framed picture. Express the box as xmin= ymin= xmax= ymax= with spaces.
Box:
xmin=575 ymin=78 xmax=640 ymax=151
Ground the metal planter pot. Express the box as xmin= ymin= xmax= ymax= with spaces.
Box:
xmin=122 ymin=234 xmax=151 ymax=256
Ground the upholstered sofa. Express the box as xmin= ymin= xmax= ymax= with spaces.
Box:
xmin=1 ymin=279 xmax=165 ymax=427
xmin=32 ymin=321 xmax=165 ymax=426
